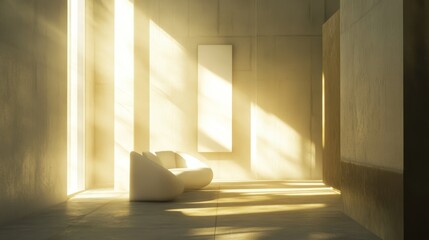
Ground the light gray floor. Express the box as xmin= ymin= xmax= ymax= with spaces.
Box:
xmin=0 ymin=181 xmax=380 ymax=240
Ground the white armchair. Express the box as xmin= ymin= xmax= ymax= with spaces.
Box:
xmin=129 ymin=151 xmax=213 ymax=201
xmin=129 ymin=151 xmax=184 ymax=201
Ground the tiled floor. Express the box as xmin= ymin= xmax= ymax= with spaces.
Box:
xmin=0 ymin=181 xmax=380 ymax=240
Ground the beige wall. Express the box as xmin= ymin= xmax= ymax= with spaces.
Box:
xmin=340 ymin=1 xmax=404 ymax=238
xmin=85 ymin=0 xmax=96 ymax=189
xmin=93 ymin=0 xmax=115 ymax=187
xmin=90 ymin=0 xmax=326 ymax=184
xmin=322 ymin=11 xmax=341 ymax=190
xmin=325 ymin=0 xmax=340 ymax=19
xmin=340 ymin=0 xmax=403 ymax=172
xmin=134 ymin=0 xmax=325 ymax=180
xmin=0 ymin=0 xmax=68 ymax=224
xmin=133 ymin=0 xmax=151 ymax=154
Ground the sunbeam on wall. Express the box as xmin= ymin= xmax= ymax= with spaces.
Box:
xmin=322 ymin=72 xmax=325 ymax=148
xmin=149 ymin=20 xmax=192 ymax=152
xmin=67 ymin=0 xmax=85 ymax=195
xmin=114 ymin=0 xmax=134 ymax=191
xmin=251 ymin=105 xmax=312 ymax=179
xmin=198 ymin=45 xmax=232 ymax=153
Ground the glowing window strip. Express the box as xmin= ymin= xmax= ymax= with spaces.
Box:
xmin=67 ymin=0 xmax=85 ymax=195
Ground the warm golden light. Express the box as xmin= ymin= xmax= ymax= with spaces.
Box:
xmin=322 ymin=72 xmax=326 ymax=148
xmin=198 ymin=45 xmax=233 ymax=152
xmin=67 ymin=0 xmax=85 ymax=195
xmin=114 ymin=0 xmax=134 ymax=191
xmin=285 ymin=192 xmax=338 ymax=196
xmin=70 ymin=189 xmax=128 ymax=200
xmin=167 ymin=203 xmax=326 ymax=217
xmin=149 ymin=20 xmax=190 ymax=151
xmin=283 ymin=182 xmax=325 ymax=186
xmin=251 ymin=105 xmax=308 ymax=178
xmin=221 ymin=187 xmax=334 ymax=194
xmin=216 ymin=195 xmax=274 ymax=204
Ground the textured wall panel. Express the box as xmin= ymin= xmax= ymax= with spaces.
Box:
xmin=0 ymin=0 xmax=68 ymax=224
xmin=340 ymin=0 xmax=404 ymax=238
xmin=341 ymin=0 xmax=403 ymax=171
xmin=93 ymin=0 xmax=115 ymax=188
xmin=219 ymin=0 xmax=255 ymax=36
xmin=158 ymin=0 xmax=189 ymax=37
xmin=322 ymin=11 xmax=341 ymax=190
xmin=253 ymin=36 xmax=316 ymax=179
xmin=257 ymin=0 xmax=324 ymax=36
xmin=189 ymin=0 xmax=218 ymax=36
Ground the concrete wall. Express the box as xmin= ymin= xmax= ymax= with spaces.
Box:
xmin=133 ymin=0 xmax=151 ymax=154
xmin=129 ymin=0 xmax=325 ymax=180
xmin=93 ymin=0 xmax=115 ymax=187
xmin=322 ymin=11 xmax=341 ymax=190
xmin=325 ymin=0 xmax=340 ymax=20
xmin=340 ymin=0 xmax=403 ymax=239
xmin=0 ymin=0 xmax=68 ymax=224
xmin=341 ymin=0 xmax=403 ymax=172
xmin=85 ymin=0 xmax=96 ymax=189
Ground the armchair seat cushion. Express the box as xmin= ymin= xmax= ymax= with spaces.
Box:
xmin=169 ymin=167 xmax=213 ymax=190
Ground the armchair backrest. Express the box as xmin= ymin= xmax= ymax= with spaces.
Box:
xmin=155 ymin=151 xmax=177 ymax=169
xmin=129 ymin=151 xmax=184 ymax=201
xmin=176 ymin=152 xmax=209 ymax=168
xmin=146 ymin=150 xmax=210 ymax=169
xmin=142 ymin=151 xmax=162 ymax=166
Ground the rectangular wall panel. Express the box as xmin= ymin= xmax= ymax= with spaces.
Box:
xmin=198 ymin=45 xmax=232 ymax=152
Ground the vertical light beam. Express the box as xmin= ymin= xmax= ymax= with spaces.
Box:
xmin=114 ymin=0 xmax=134 ymax=191
xmin=322 ymin=73 xmax=325 ymax=148
xmin=67 ymin=0 xmax=85 ymax=195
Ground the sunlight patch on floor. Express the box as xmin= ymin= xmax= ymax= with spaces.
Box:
xmin=167 ymin=203 xmax=326 ymax=217
xmin=69 ymin=189 xmax=127 ymax=200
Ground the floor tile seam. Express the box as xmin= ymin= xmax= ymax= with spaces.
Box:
xmin=44 ymin=200 xmax=114 ymax=240
xmin=73 ymin=199 xmax=115 ymax=220
xmin=0 ymin=199 xmax=113 ymax=231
